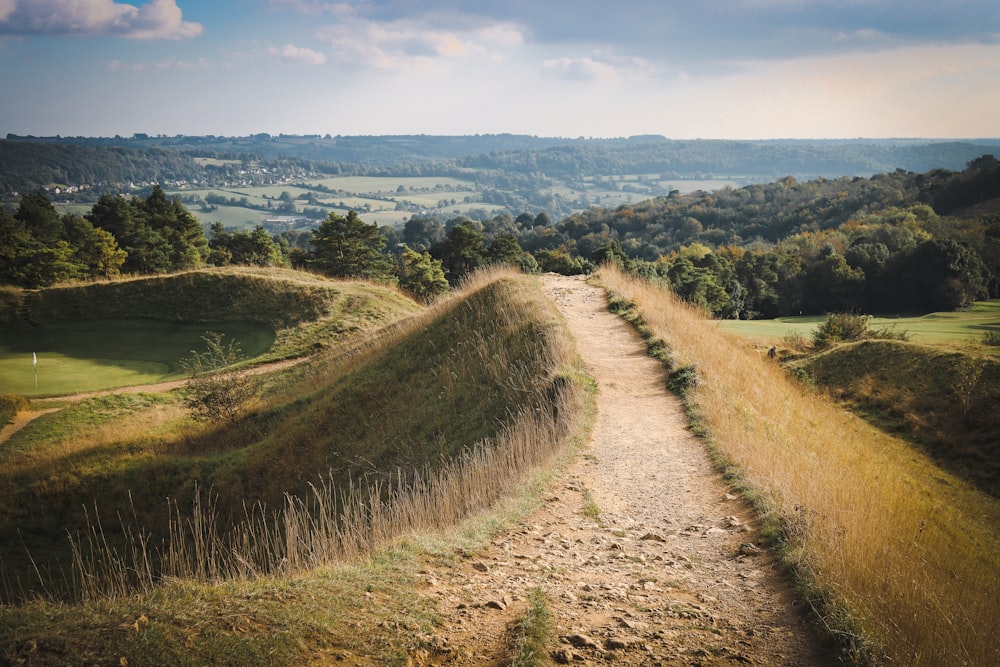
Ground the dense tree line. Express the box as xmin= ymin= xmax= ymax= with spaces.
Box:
xmin=3 ymin=157 xmax=999 ymax=317
xmin=539 ymin=158 xmax=1000 ymax=316
xmin=0 ymin=193 xmax=127 ymax=287
xmin=1 ymin=186 xmax=215 ymax=287
xmin=0 ymin=142 xmax=202 ymax=196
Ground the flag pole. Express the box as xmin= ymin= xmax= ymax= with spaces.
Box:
xmin=33 ymin=352 xmax=37 ymax=389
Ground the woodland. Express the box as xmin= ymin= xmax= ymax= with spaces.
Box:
xmin=1 ymin=142 xmax=999 ymax=318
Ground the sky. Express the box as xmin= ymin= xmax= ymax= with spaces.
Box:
xmin=1 ymin=0 xmax=999 ymax=139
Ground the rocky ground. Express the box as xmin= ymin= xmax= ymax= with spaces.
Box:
xmin=408 ymin=275 xmax=835 ymax=666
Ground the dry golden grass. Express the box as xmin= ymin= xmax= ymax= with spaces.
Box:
xmin=598 ymin=265 xmax=1000 ymax=666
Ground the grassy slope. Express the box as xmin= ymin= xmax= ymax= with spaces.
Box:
xmin=799 ymin=340 xmax=1000 ymax=497
xmin=715 ymin=299 xmax=1000 ymax=345
xmin=0 ymin=273 xmax=589 ymax=667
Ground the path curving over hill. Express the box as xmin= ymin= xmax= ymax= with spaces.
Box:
xmin=415 ymin=275 xmax=833 ymax=665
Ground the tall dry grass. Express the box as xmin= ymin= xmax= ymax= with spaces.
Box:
xmin=67 ymin=269 xmax=588 ymax=601
xmin=598 ymin=265 xmax=1000 ymax=666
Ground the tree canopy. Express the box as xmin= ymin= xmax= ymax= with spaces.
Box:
xmin=309 ymin=210 xmax=395 ymax=282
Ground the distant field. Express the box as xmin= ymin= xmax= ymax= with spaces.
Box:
xmin=304 ymin=175 xmax=475 ymax=192
xmin=192 ymin=157 xmax=240 ymax=167
xmin=0 ymin=319 xmax=274 ymax=396
xmin=190 ymin=205 xmax=273 ymax=229
xmin=51 ymin=203 xmax=98 ymax=217
xmin=154 ymin=172 xmax=745 ymax=231
xmin=716 ymin=300 xmax=1000 ymax=345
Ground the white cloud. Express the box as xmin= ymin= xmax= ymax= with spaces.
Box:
xmin=543 ymin=56 xmax=618 ymax=82
xmin=269 ymin=44 xmax=327 ymax=65
xmin=0 ymin=0 xmax=202 ymax=39
xmin=108 ymin=56 xmax=208 ymax=71
xmin=542 ymin=51 xmax=657 ymax=82
xmin=267 ymin=0 xmax=356 ymax=17
xmin=318 ymin=17 xmax=525 ymax=71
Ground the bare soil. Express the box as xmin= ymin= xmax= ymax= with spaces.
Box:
xmin=411 ymin=275 xmax=835 ymax=666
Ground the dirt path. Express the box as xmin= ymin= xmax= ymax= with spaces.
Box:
xmin=415 ymin=275 xmax=832 ymax=665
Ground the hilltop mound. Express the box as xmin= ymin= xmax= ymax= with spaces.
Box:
xmin=801 ymin=339 xmax=1000 ymax=495
xmin=0 ymin=271 xmax=581 ymax=601
xmin=3 ymin=267 xmax=421 ymax=359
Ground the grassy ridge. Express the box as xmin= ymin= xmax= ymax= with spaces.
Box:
xmin=598 ymin=265 xmax=1000 ymax=667
xmin=0 ymin=270 xmax=581 ymax=604
xmin=0 ymin=270 xmax=590 ymax=666
xmin=20 ymin=267 xmax=423 ymax=360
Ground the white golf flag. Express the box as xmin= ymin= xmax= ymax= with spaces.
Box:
xmin=33 ymin=352 xmax=37 ymax=367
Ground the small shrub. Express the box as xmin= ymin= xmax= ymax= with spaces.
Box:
xmin=180 ymin=332 xmax=260 ymax=423
xmin=952 ymin=356 xmax=985 ymax=427
xmin=666 ymin=364 xmax=699 ymax=397
xmin=793 ymin=368 xmax=814 ymax=388
xmin=812 ymin=312 xmax=871 ymax=348
xmin=782 ymin=331 xmax=809 ymax=352
xmin=868 ymin=324 xmax=910 ymax=341
xmin=982 ymin=331 xmax=1000 ymax=347
xmin=646 ymin=336 xmax=671 ymax=362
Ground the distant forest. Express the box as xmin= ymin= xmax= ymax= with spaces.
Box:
xmin=2 ymin=135 xmax=998 ymax=318
xmin=4 ymin=133 xmax=1000 ymax=197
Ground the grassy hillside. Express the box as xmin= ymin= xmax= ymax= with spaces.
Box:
xmin=598 ymin=265 xmax=999 ymax=667
xmin=799 ymin=340 xmax=1000 ymax=497
xmin=0 ymin=268 xmax=421 ymax=395
xmin=0 ymin=270 xmax=586 ymax=620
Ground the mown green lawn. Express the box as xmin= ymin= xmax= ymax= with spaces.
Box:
xmin=716 ymin=300 xmax=1000 ymax=345
xmin=0 ymin=319 xmax=274 ymax=396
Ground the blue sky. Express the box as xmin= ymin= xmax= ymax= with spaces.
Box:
xmin=1 ymin=0 xmax=999 ymax=139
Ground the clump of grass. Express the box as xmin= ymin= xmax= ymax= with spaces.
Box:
xmin=782 ymin=331 xmax=810 ymax=352
xmin=581 ymin=487 xmax=602 ymax=524
xmin=511 ymin=587 xmax=553 ymax=667
xmin=0 ymin=393 xmax=29 ymax=426
xmin=598 ymin=264 xmax=1000 ymax=667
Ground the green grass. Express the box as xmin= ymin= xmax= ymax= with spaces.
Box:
xmin=716 ymin=299 xmax=1000 ymax=345
xmin=0 ymin=268 xmax=423 ymax=396
xmin=190 ymin=204 xmax=274 ymax=230
xmin=0 ymin=319 xmax=272 ymax=396
xmin=512 ymin=588 xmax=553 ymax=667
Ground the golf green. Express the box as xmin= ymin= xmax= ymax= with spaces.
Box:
xmin=0 ymin=319 xmax=274 ymax=396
